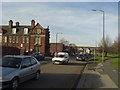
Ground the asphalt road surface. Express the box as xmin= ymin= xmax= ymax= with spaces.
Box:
xmin=19 ymin=57 xmax=87 ymax=89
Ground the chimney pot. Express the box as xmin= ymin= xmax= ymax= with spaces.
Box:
xmin=47 ymin=26 xmax=49 ymax=29
xmin=9 ymin=20 xmax=13 ymax=28
xmin=16 ymin=22 xmax=19 ymax=26
xmin=31 ymin=19 xmax=35 ymax=28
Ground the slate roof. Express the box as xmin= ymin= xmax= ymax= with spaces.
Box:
xmin=1 ymin=24 xmax=49 ymax=36
xmin=1 ymin=25 xmax=31 ymax=35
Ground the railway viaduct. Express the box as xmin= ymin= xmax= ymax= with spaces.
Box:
xmin=77 ymin=46 xmax=100 ymax=54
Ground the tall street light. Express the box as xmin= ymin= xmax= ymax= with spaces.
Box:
xmin=92 ymin=40 xmax=97 ymax=63
xmin=92 ymin=9 xmax=105 ymax=63
xmin=55 ymin=33 xmax=62 ymax=55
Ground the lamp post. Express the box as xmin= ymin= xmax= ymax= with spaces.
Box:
xmin=55 ymin=33 xmax=62 ymax=56
xmin=92 ymin=9 xmax=105 ymax=63
xmin=92 ymin=40 xmax=97 ymax=63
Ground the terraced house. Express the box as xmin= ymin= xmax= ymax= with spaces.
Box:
xmin=1 ymin=20 xmax=50 ymax=56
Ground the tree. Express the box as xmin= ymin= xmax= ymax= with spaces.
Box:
xmin=98 ymin=35 xmax=112 ymax=56
xmin=59 ymin=38 xmax=69 ymax=46
xmin=68 ymin=43 xmax=78 ymax=55
xmin=59 ymin=38 xmax=78 ymax=56
xmin=111 ymin=36 xmax=119 ymax=53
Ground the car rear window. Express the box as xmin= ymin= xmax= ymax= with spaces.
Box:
xmin=2 ymin=57 xmax=22 ymax=68
xmin=56 ymin=55 xmax=65 ymax=58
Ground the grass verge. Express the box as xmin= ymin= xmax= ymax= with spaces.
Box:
xmin=110 ymin=58 xmax=120 ymax=71
xmin=89 ymin=53 xmax=120 ymax=71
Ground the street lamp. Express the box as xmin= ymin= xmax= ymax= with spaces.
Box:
xmin=92 ymin=40 xmax=97 ymax=63
xmin=55 ymin=33 xmax=62 ymax=55
xmin=92 ymin=9 xmax=105 ymax=63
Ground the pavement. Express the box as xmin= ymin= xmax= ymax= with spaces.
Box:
xmin=40 ymin=57 xmax=52 ymax=65
xmin=76 ymin=58 xmax=120 ymax=89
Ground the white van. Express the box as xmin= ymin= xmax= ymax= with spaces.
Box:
xmin=52 ymin=52 xmax=69 ymax=64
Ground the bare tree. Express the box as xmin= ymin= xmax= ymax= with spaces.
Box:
xmin=111 ymin=36 xmax=119 ymax=53
xmin=59 ymin=38 xmax=69 ymax=46
xmin=59 ymin=38 xmax=78 ymax=55
xmin=68 ymin=43 xmax=78 ymax=55
xmin=98 ymin=35 xmax=112 ymax=56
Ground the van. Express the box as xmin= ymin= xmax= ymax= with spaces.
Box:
xmin=52 ymin=52 xmax=69 ymax=64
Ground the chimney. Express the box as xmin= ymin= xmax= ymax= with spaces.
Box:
xmin=31 ymin=19 xmax=35 ymax=28
xmin=47 ymin=26 xmax=49 ymax=29
xmin=16 ymin=22 xmax=19 ymax=27
xmin=9 ymin=20 xmax=13 ymax=28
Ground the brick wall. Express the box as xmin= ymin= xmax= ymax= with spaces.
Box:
xmin=1 ymin=46 xmax=20 ymax=56
xmin=50 ymin=43 xmax=65 ymax=56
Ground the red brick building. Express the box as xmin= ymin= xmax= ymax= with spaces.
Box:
xmin=1 ymin=20 xmax=50 ymax=56
xmin=50 ymin=43 xmax=65 ymax=56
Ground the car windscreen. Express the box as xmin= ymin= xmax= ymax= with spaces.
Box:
xmin=78 ymin=55 xmax=83 ymax=57
xmin=1 ymin=57 xmax=22 ymax=68
xmin=55 ymin=55 xmax=65 ymax=58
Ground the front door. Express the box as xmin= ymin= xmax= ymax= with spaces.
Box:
xmin=34 ymin=45 xmax=40 ymax=53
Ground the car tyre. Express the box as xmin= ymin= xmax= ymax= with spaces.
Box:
xmin=35 ymin=71 xmax=40 ymax=80
xmin=11 ymin=78 xmax=19 ymax=90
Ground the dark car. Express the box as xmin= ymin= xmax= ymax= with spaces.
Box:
xmin=32 ymin=53 xmax=45 ymax=61
xmin=76 ymin=54 xmax=86 ymax=61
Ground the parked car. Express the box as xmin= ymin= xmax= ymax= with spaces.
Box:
xmin=32 ymin=53 xmax=45 ymax=61
xmin=0 ymin=55 xmax=41 ymax=89
xmin=52 ymin=52 xmax=69 ymax=64
xmin=76 ymin=54 xmax=86 ymax=61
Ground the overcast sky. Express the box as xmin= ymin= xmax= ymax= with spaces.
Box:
xmin=0 ymin=1 xmax=118 ymax=47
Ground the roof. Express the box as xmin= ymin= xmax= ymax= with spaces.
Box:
xmin=1 ymin=23 xmax=49 ymax=35
xmin=1 ymin=25 xmax=32 ymax=35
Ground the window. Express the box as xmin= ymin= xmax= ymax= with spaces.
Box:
xmin=36 ymin=29 xmax=41 ymax=34
xmin=25 ymin=46 xmax=29 ymax=52
xmin=30 ymin=57 xmax=37 ymax=65
xmin=12 ymin=37 xmax=15 ymax=43
xmin=16 ymin=37 xmax=19 ymax=43
xmin=35 ymin=37 xmax=41 ymax=44
xmin=21 ymin=58 xmax=31 ymax=68
xmin=38 ymin=37 xmax=41 ymax=43
xmin=34 ymin=46 xmax=40 ymax=52
xmin=2 ymin=57 xmax=22 ymax=68
xmin=35 ymin=37 xmax=38 ymax=43
xmin=9 ymin=36 xmax=12 ymax=43
xmin=24 ymin=28 xmax=28 ymax=34
xmin=26 ymin=37 xmax=29 ymax=43
xmin=0 ymin=37 xmax=2 ymax=43
xmin=4 ymin=36 xmax=7 ymax=43
xmin=12 ymin=28 xmax=16 ymax=34
xmin=0 ymin=33 xmax=2 ymax=43
xmin=22 ymin=37 xmax=25 ymax=43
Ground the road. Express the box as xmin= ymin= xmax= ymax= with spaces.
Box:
xmin=18 ymin=56 xmax=87 ymax=89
